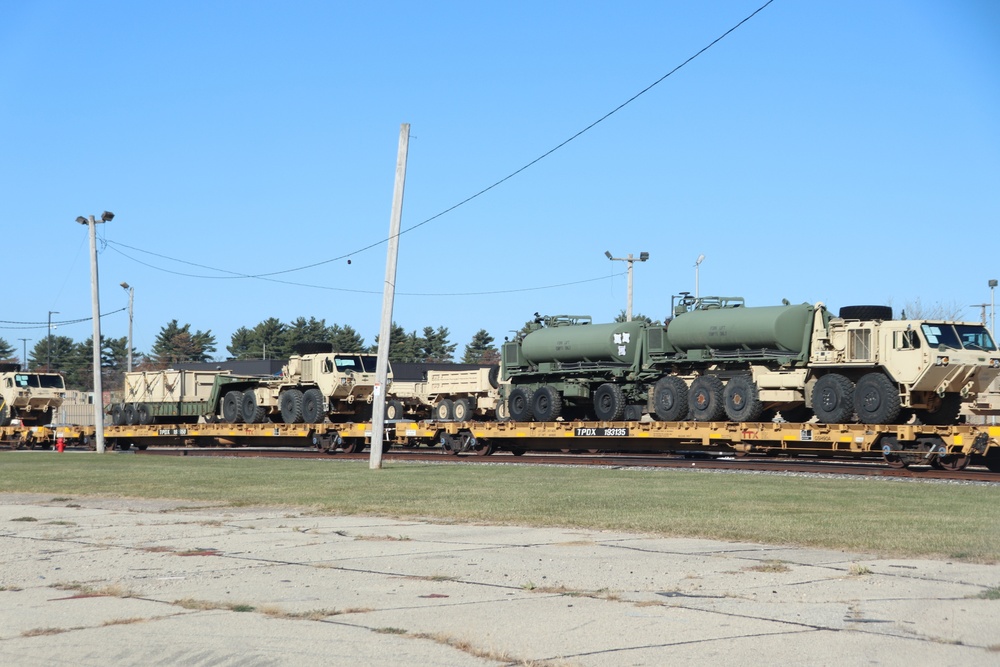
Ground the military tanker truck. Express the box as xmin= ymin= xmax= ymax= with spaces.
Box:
xmin=0 ymin=363 xmax=66 ymax=426
xmin=111 ymin=345 xmax=388 ymax=425
xmin=501 ymin=295 xmax=1000 ymax=425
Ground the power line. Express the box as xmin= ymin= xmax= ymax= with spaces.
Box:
xmin=105 ymin=2 xmax=775 ymax=283
xmin=0 ymin=308 xmax=127 ymax=331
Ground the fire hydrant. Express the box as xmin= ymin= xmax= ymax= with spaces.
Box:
xmin=56 ymin=437 xmax=65 ymax=453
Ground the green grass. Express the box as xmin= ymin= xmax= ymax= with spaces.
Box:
xmin=2 ymin=454 xmax=999 ymax=561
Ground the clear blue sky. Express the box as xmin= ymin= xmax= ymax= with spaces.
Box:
xmin=2 ymin=0 xmax=998 ymax=361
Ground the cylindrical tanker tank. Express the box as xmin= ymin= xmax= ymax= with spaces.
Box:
xmin=666 ymin=303 xmax=814 ymax=354
xmin=520 ymin=320 xmax=647 ymax=365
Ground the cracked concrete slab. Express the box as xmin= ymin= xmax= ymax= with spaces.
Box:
xmin=1 ymin=493 xmax=998 ymax=666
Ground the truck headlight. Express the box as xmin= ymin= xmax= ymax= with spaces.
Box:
xmin=991 ymin=358 xmax=1000 ymax=369
xmin=935 ymin=356 xmax=950 ymax=366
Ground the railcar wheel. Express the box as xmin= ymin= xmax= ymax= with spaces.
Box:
xmin=508 ymin=387 xmax=534 ymax=422
xmin=653 ymin=376 xmax=689 ymax=421
xmin=435 ymin=399 xmax=454 ymax=421
xmin=937 ymin=454 xmax=970 ymax=471
xmin=279 ymin=389 xmax=304 ymax=424
xmin=508 ymin=446 xmax=526 ymax=456
xmin=222 ymin=391 xmax=243 ymax=423
xmin=854 ymin=373 xmax=901 ymax=424
xmin=882 ymin=452 xmax=908 ymax=469
xmin=593 ymin=383 xmax=625 ymax=421
xmin=531 ymin=386 xmax=562 ymax=422
xmin=688 ymin=376 xmax=725 ymax=422
xmin=723 ymin=376 xmax=763 ymax=422
xmin=340 ymin=440 xmax=364 ymax=454
xmin=471 ymin=438 xmax=493 ymax=456
xmin=452 ymin=398 xmax=472 ymax=422
xmin=385 ymin=400 xmax=405 ymax=421
xmin=916 ymin=393 xmax=962 ymax=425
xmin=811 ymin=374 xmax=855 ymax=423
xmin=241 ymin=390 xmax=266 ymax=424
xmin=301 ymin=389 xmax=325 ymax=423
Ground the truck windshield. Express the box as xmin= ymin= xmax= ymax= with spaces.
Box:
xmin=14 ymin=374 xmax=65 ymax=389
xmin=954 ymin=324 xmax=997 ymax=351
xmin=920 ymin=324 xmax=962 ymax=349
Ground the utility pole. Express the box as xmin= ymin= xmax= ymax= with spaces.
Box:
xmin=370 ymin=123 xmax=410 ymax=470
xmin=120 ymin=282 xmax=134 ymax=373
xmin=18 ymin=338 xmax=30 ymax=368
xmin=77 ymin=211 xmax=115 ymax=454
xmin=47 ymin=311 xmax=59 ymax=369
xmin=604 ymin=251 xmax=649 ymax=321
xmin=990 ymin=279 xmax=997 ymax=340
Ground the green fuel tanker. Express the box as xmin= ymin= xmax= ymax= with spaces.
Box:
xmin=500 ymin=294 xmax=1000 ymax=425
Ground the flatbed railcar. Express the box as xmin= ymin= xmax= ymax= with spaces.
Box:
xmin=5 ymin=421 xmax=999 ymax=473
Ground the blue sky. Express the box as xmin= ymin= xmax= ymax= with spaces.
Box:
xmin=2 ymin=0 xmax=998 ymax=361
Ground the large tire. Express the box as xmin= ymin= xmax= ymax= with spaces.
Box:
xmin=839 ymin=305 xmax=893 ymax=321
xmin=508 ymin=387 xmax=534 ymax=422
xmin=724 ymin=375 xmax=764 ymax=422
xmin=688 ymin=376 xmax=725 ymax=422
xmin=301 ymin=389 xmax=325 ymax=424
xmin=916 ymin=393 xmax=962 ymax=425
xmin=137 ymin=403 xmax=154 ymax=425
xmin=653 ymin=376 xmax=689 ymax=421
xmin=811 ymin=374 xmax=855 ymax=423
xmin=222 ymin=390 xmax=243 ymax=423
xmin=241 ymin=390 xmax=266 ymax=424
xmin=854 ymin=373 xmax=902 ymax=424
xmin=452 ymin=398 xmax=472 ymax=422
xmin=111 ymin=404 xmax=125 ymax=426
xmin=292 ymin=341 xmax=334 ymax=355
xmin=435 ymin=399 xmax=454 ymax=421
xmin=531 ymin=386 xmax=562 ymax=422
xmin=124 ymin=404 xmax=139 ymax=426
xmin=593 ymin=383 xmax=625 ymax=421
xmin=279 ymin=389 xmax=304 ymax=424
xmin=385 ymin=399 xmax=405 ymax=421
xmin=487 ymin=366 xmax=500 ymax=389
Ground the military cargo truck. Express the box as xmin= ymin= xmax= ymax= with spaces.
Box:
xmin=501 ymin=295 xmax=1000 ymax=425
xmin=0 ymin=363 xmax=66 ymax=426
xmin=111 ymin=345 xmax=388 ymax=425
xmin=385 ymin=366 xmax=502 ymax=421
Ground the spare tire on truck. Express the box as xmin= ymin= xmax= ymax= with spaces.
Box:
xmin=839 ymin=305 xmax=893 ymax=321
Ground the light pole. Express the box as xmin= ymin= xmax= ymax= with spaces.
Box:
xmin=605 ymin=250 xmax=649 ymax=322
xmin=47 ymin=311 xmax=59 ymax=369
xmin=120 ymin=282 xmax=134 ymax=373
xmin=990 ymin=279 xmax=997 ymax=340
xmin=76 ymin=211 xmax=115 ymax=454
xmin=18 ymin=338 xmax=30 ymax=368
xmin=694 ymin=254 xmax=706 ymax=300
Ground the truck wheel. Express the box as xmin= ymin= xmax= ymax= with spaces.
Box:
xmin=811 ymin=374 xmax=855 ymax=423
xmin=124 ymin=404 xmax=139 ymax=426
xmin=508 ymin=387 xmax=534 ymax=422
xmin=724 ymin=376 xmax=764 ymax=422
xmin=531 ymin=386 xmax=562 ymax=422
xmin=653 ymin=376 xmax=689 ymax=421
xmin=434 ymin=399 xmax=454 ymax=421
xmin=279 ymin=389 xmax=304 ymax=424
xmin=301 ymin=389 xmax=325 ymax=423
xmin=452 ymin=398 xmax=472 ymax=422
xmin=222 ymin=391 xmax=243 ymax=423
xmin=137 ymin=403 xmax=154 ymax=425
xmin=593 ymin=383 xmax=625 ymax=421
xmin=385 ymin=400 xmax=405 ymax=421
xmin=241 ymin=390 xmax=266 ymax=424
xmin=854 ymin=373 xmax=901 ymax=424
xmin=839 ymin=305 xmax=893 ymax=321
xmin=688 ymin=376 xmax=725 ymax=422
xmin=916 ymin=393 xmax=961 ymax=425
xmin=111 ymin=404 xmax=124 ymax=426
xmin=488 ymin=366 xmax=500 ymax=389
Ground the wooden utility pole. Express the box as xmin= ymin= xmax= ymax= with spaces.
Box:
xmin=370 ymin=123 xmax=409 ymax=469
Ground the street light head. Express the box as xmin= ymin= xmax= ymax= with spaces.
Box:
xmin=604 ymin=250 xmax=613 ymax=260
xmin=120 ymin=281 xmax=130 ymax=290
xmin=695 ymin=253 xmax=705 ymax=266
xmin=101 ymin=211 xmax=115 ymax=222
xmin=75 ymin=216 xmax=88 ymax=225
xmin=991 ymin=279 xmax=998 ymax=288
xmin=639 ymin=252 xmax=649 ymax=262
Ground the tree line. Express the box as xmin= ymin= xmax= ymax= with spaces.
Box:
xmin=0 ymin=316 xmax=499 ymax=392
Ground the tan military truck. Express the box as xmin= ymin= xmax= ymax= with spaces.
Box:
xmin=0 ymin=363 xmax=66 ymax=426
xmin=385 ymin=366 xmax=503 ymax=421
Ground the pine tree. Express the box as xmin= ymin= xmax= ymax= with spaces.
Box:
xmin=151 ymin=320 xmax=217 ymax=366
xmin=461 ymin=329 xmax=499 ymax=364
xmin=419 ymin=326 xmax=456 ymax=363
xmin=329 ymin=324 xmax=365 ymax=353
xmin=0 ymin=337 xmax=13 ymax=360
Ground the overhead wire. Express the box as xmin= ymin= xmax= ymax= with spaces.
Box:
xmin=101 ymin=1 xmax=775 ymax=289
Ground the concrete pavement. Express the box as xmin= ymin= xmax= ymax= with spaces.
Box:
xmin=1 ymin=492 xmax=998 ymax=666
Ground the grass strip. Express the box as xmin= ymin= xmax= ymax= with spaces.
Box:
xmin=2 ymin=454 xmax=998 ymax=561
